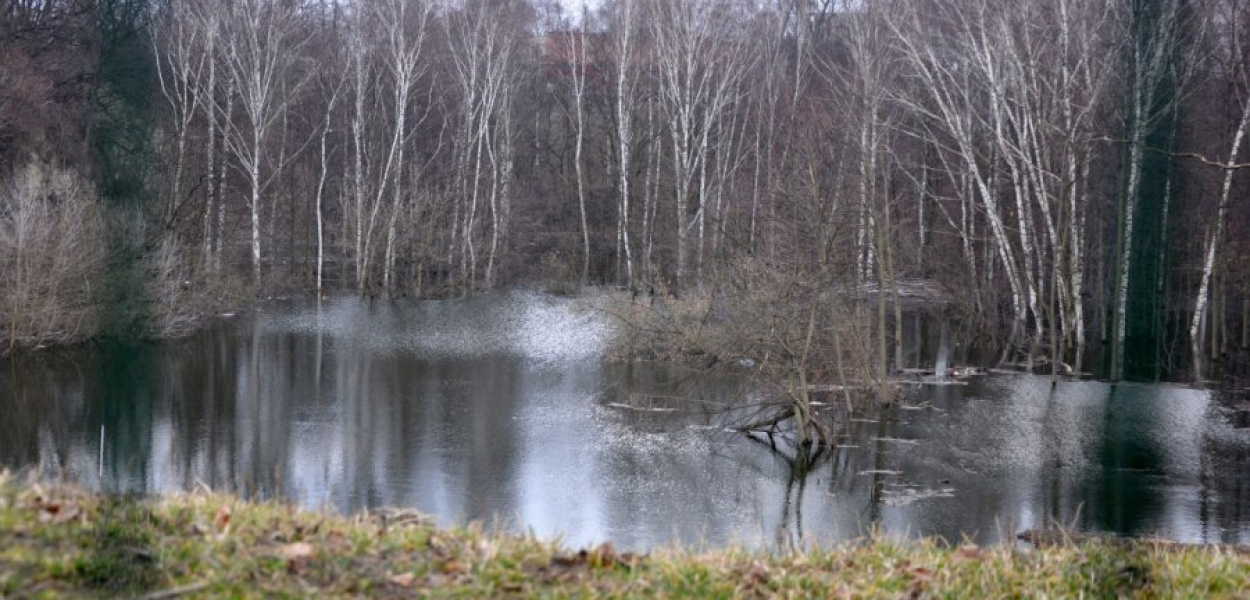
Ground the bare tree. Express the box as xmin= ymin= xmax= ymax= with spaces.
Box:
xmin=563 ymin=10 xmax=592 ymax=285
xmin=1189 ymin=0 xmax=1250 ymax=380
xmin=212 ymin=0 xmax=310 ymax=283
xmin=313 ymin=55 xmax=344 ymax=296
xmin=889 ymin=0 xmax=1118 ymax=368
xmin=376 ymin=0 xmax=435 ymax=292
xmin=151 ymin=3 xmax=208 ymax=242
xmin=0 ymin=163 xmax=106 ymax=350
xmin=611 ymin=0 xmax=638 ymax=287
xmin=650 ymin=0 xmax=754 ymax=290
xmin=445 ymin=0 xmax=524 ymax=290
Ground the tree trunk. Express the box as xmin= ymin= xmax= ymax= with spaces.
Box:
xmin=1189 ymin=91 xmax=1250 ymax=381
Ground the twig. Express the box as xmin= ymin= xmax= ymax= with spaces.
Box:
xmin=1094 ymin=137 xmax=1250 ymax=170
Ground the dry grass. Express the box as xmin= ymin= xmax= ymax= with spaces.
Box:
xmin=1 ymin=475 xmax=1246 ymax=599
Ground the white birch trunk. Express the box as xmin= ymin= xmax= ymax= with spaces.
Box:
xmin=1189 ymin=92 xmax=1250 ymax=379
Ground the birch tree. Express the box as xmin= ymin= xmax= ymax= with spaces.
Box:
xmin=446 ymin=0 xmax=524 ymax=290
xmin=345 ymin=7 xmax=373 ymax=290
xmin=1189 ymin=0 xmax=1250 ymax=379
xmin=611 ymin=0 xmax=637 ymax=287
xmin=563 ymin=13 xmax=591 ymax=285
xmin=649 ymin=0 xmax=753 ymax=290
xmin=151 ymin=3 xmax=207 ymax=242
xmin=375 ymin=0 xmax=434 ymax=292
xmin=213 ymin=0 xmax=309 ymax=282
xmin=313 ymin=57 xmax=344 ymax=296
xmin=889 ymin=0 xmax=1117 ymax=367
xmin=194 ymin=4 xmax=222 ymax=270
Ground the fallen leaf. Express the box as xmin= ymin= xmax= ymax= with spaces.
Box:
xmin=388 ymin=572 xmax=416 ymax=588
xmin=954 ymin=544 xmax=986 ymax=562
xmin=36 ymin=501 xmax=61 ymax=521
xmin=213 ymin=506 xmax=232 ymax=532
xmin=280 ymin=542 xmax=316 ymax=574
xmin=51 ymin=505 xmax=81 ymax=525
xmin=34 ymin=496 xmax=81 ymax=525
xmin=910 ymin=567 xmax=935 ymax=581
xmin=280 ymin=542 xmax=315 ymax=560
xmin=442 ymin=560 xmax=467 ymax=575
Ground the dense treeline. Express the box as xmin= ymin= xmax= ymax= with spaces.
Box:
xmin=1 ymin=0 xmax=1248 ymax=384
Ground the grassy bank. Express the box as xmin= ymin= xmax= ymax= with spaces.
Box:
xmin=0 ymin=476 xmax=1245 ymax=599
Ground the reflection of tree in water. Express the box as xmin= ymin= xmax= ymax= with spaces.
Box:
xmin=746 ymin=434 xmax=827 ymax=551
xmin=731 ymin=399 xmax=857 ymax=548
xmin=736 ymin=397 xmax=909 ymax=549
xmin=0 ymin=352 xmax=88 ymax=474
xmin=92 ymin=340 xmax=160 ymax=491
xmin=1087 ymin=385 xmax=1166 ymax=536
xmin=4 ymin=298 xmax=1248 ymax=548
xmin=598 ymin=362 xmax=751 ymax=548
xmin=603 ymin=360 xmax=742 ymax=426
xmin=1200 ymin=393 xmax=1250 ymax=544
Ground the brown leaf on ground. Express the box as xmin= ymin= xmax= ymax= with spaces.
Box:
xmin=910 ymin=567 xmax=935 ymax=582
xmin=442 ymin=560 xmax=467 ymax=575
xmin=280 ymin=542 xmax=315 ymax=560
xmin=953 ymin=545 xmax=986 ymax=562
xmin=213 ymin=506 xmax=232 ymax=532
xmin=388 ymin=572 xmax=416 ymax=588
xmin=51 ymin=505 xmax=81 ymax=524
xmin=279 ymin=542 xmax=316 ymax=574
xmin=36 ymin=500 xmax=81 ymax=525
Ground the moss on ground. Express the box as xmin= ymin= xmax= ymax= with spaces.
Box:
xmin=0 ymin=473 xmax=1246 ymax=599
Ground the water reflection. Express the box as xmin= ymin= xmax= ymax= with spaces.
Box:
xmin=1 ymin=293 xmax=1247 ymax=550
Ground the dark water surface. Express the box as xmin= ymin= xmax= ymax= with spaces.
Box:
xmin=2 ymin=293 xmax=1247 ymax=550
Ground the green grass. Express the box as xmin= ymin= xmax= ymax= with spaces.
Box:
xmin=0 ymin=473 xmax=1246 ymax=599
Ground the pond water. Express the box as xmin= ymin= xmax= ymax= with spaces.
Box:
xmin=2 ymin=292 xmax=1247 ymax=550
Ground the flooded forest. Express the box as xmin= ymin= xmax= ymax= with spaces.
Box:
xmin=3 ymin=0 xmax=1250 ymax=552
xmin=2 ymin=0 xmax=1250 ymax=383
